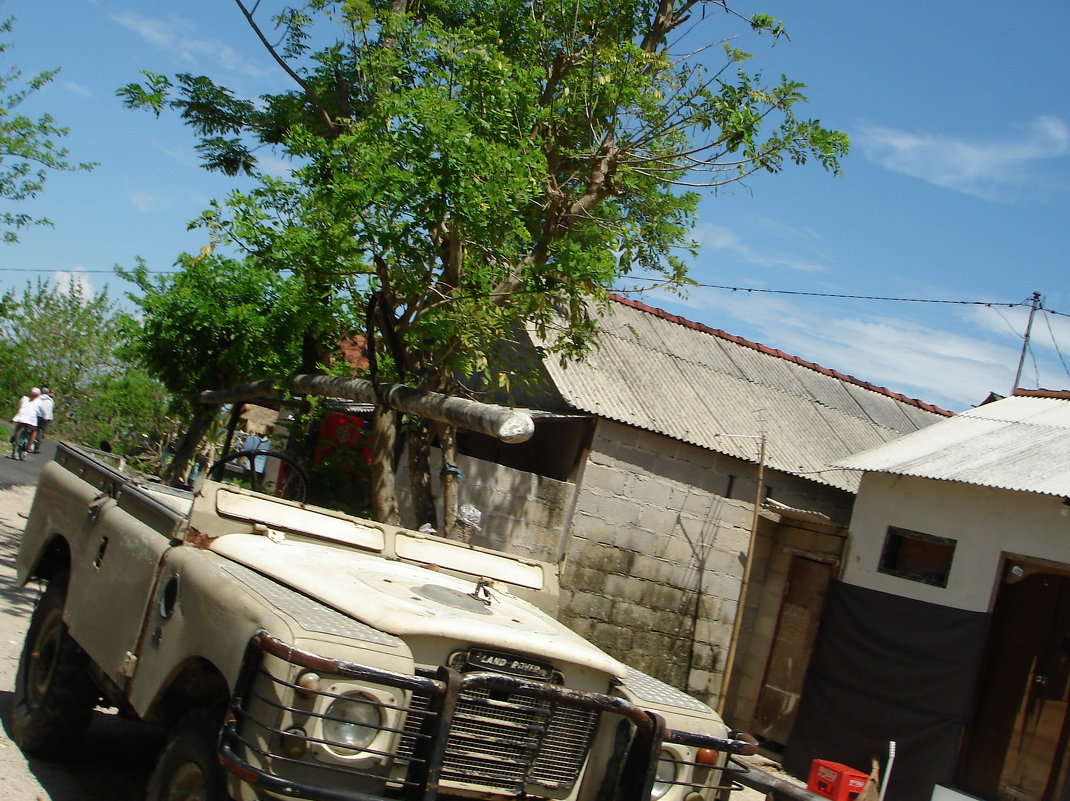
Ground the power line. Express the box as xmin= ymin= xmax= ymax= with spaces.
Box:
xmin=0 ymin=267 xmax=179 ymax=275
xmin=618 ymin=276 xmax=1029 ymax=308
xmin=0 ymin=264 xmax=1060 ymax=318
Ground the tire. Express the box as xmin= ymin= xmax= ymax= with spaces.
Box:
xmin=11 ymin=572 xmax=98 ymax=755
xmin=146 ymin=709 xmax=228 ymax=801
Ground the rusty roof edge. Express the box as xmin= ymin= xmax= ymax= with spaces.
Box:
xmin=608 ymin=294 xmax=956 ymax=418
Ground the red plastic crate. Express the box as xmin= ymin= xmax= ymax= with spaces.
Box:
xmin=807 ymin=760 xmax=869 ymax=801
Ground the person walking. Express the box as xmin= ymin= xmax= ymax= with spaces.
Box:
xmin=32 ymin=388 xmax=54 ymax=453
xmin=243 ymin=427 xmax=272 ymax=475
xmin=10 ymin=387 xmax=40 ymax=458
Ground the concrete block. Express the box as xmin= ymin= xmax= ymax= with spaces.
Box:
xmin=584 ymin=462 xmax=629 ymax=496
xmin=657 ymin=533 xmax=698 ymax=564
xmin=640 ymin=582 xmax=689 ymax=612
xmin=567 ymin=590 xmax=614 ymax=620
xmin=600 ymin=495 xmax=642 ymax=526
xmin=604 ymin=572 xmax=644 ymax=601
xmin=631 ymin=475 xmax=674 ymax=507
xmin=642 ymin=506 xmax=684 ymax=536
xmin=614 ymin=526 xmax=659 ymax=555
xmin=562 ymin=564 xmax=607 ymax=595
xmin=613 ymin=600 xmax=657 ymax=630
xmin=707 ymin=548 xmax=746 ymax=580
xmin=653 ymin=608 xmax=691 ymax=635
xmin=631 ymin=554 xmax=676 ymax=584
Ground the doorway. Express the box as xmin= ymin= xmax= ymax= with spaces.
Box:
xmin=957 ymin=559 xmax=1070 ymax=801
xmin=751 ymin=555 xmax=835 ymax=745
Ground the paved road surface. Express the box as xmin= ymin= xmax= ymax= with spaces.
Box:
xmin=0 ymin=437 xmax=57 ymax=489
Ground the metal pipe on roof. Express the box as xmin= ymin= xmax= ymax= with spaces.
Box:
xmin=199 ymin=374 xmax=535 ymax=443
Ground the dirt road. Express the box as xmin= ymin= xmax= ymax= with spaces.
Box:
xmin=0 ymin=483 xmax=163 ymax=801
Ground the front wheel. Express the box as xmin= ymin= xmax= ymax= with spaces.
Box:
xmin=11 ymin=572 xmax=98 ymax=755
xmin=146 ymin=709 xmax=228 ymax=801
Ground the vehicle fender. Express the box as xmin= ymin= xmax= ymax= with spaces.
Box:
xmin=16 ymin=459 xmax=105 ymax=585
xmin=125 ymin=546 xmax=300 ymax=721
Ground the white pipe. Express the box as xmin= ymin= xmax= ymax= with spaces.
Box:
xmin=879 ymin=741 xmax=897 ymax=801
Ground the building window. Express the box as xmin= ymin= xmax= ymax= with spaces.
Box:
xmin=878 ymin=526 xmax=956 ymax=587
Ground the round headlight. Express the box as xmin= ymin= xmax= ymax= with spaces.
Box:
xmin=651 ymin=751 xmax=678 ymax=799
xmin=323 ymin=693 xmax=382 ymax=756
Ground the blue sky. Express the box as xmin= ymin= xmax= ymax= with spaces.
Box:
xmin=3 ymin=0 xmax=1069 ymax=413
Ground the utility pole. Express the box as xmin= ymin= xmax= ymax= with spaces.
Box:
xmin=1011 ymin=291 xmax=1043 ymax=395
xmin=715 ymin=433 xmax=766 ymax=716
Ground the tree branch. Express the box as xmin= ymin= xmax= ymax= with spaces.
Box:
xmin=233 ymin=0 xmax=338 ymax=137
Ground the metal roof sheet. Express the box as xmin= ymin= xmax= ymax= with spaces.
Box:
xmin=836 ymin=396 xmax=1070 ymax=496
xmin=532 ymin=298 xmax=950 ymax=492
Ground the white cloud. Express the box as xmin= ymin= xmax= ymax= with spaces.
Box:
xmin=113 ymin=12 xmax=270 ymax=78
xmin=129 ymin=189 xmax=173 ymax=213
xmin=693 ymin=222 xmax=828 ymax=273
xmin=655 ymin=286 xmax=1044 ymax=411
xmin=60 ymin=80 xmax=93 ymax=99
xmin=856 ymin=116 xmax=1070 ymax=201
xmin=53 ymin=269 xmax=95 ymax=298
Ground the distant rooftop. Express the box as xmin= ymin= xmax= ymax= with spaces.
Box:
xmin=836 ymin=394 xmax=1070 ymax=497
xmin=527 ymin=295 xmax=952 ymax=493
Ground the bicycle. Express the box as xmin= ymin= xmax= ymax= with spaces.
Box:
xmin=9 ymin=424 xmax=33 ymax=460
xmin=207 ymin=449 xmax=309 ymax=503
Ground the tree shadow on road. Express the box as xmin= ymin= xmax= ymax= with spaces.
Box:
xmin=0 ymin=538 xmax=37 ymax=622
xmin=0 ymin=690 xmax=164 ymax=801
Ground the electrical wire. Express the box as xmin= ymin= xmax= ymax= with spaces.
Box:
xmin=617 ymin=275 xmax=1029 ymax=308
xmin=1042 ymin=312 xmax=1070 ymax=381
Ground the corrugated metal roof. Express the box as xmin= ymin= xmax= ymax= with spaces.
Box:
xmin=836 ymin=395 xmax=1070 ymax=496
xmin=532 ymin=297 xmax=951 ymax=492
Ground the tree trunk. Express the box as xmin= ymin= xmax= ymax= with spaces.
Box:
xmin=407 ymin=420 xmax=438 ymax=532
xmin=165 ymin=404 xmax=221 ymax=487
xmin=370 ymin=404 xmax=401 ymax=524
xmin=438 ymin=424 xmax=466 ymax=542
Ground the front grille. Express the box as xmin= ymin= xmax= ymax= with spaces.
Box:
xmin=221 ymin=633 xmax=754 ymax=801
xmin=397 ymin=680 xmax=599 ymax=794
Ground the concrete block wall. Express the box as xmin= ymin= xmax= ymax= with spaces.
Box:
xmin=556 ymin=421 xmax=760 ymax=702
xmin=398 ymin=419 xmax=852 ymax=727
xmin=396 ymin=450 xmax=572 ymax=564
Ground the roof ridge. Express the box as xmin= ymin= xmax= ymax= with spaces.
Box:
xmin=608 ymin=293 xmax=955 ymax=417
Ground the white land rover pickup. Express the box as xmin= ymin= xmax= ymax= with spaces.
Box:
xmin=12 ymin=443 xmax=759 ymax=801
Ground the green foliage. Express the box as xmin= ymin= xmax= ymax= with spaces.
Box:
xmin=76 ymin=368 xmax=175 ymax=455
xmin=0 ymin=278 xmax=172 ymax=454
xmin=119 ymin=0 xmax=847 ymax=406
xmin=118 ymin=1 xmax=847 ymax=510
xmin=0 ymin=16 xmax=95 ymax=242
xmin=118 ymin=254 xmax=310 ymax=404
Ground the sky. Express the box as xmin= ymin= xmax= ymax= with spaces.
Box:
xmin=3 ymin=0 xmax=1070 ymax=413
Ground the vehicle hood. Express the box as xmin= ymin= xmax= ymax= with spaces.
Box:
xmin=210 ymin=534 xmax=627 ymax=677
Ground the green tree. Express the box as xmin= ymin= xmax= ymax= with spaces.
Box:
xmin=0 ymin=278 xmax=171 ymax=454
xmin=118 ymin=254 xmax=319 ymax=482
xmin=121 ymin=0 xmax=847 ymax=523
xmin=0 ymin=16 xmax=95 ymax=242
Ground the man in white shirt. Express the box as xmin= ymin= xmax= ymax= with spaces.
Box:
xmin=33 ymin=388 xmax=55 ymax=453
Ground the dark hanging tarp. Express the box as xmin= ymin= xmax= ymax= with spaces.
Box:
xmin=782 ymin=580 xmax=990 ymax=801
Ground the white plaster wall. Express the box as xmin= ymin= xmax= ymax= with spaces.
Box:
xmin=843 ymin=472 xmax=1070 ymax=612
